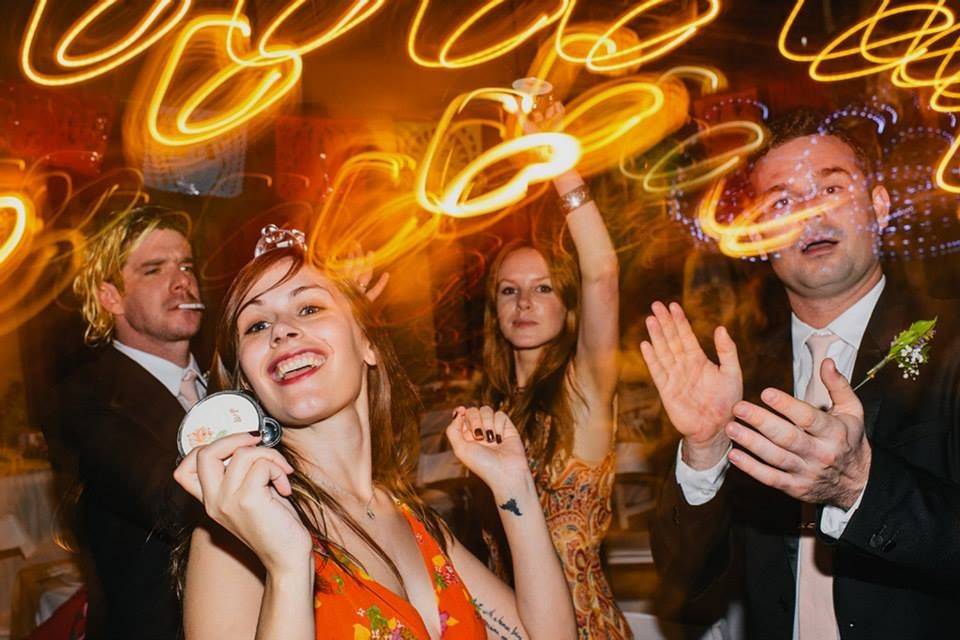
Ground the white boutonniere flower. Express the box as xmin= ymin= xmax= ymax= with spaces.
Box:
xmin=853 ymin=318 xmax=937 ymax=391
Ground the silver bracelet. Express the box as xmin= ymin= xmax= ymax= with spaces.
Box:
xmin=558 ymin=184 xmax=592 ymax=214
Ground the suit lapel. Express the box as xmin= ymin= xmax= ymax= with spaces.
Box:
xmin=852 ymin=327 xmax=886 ymax=439
xmin=103 ymin=348 xmax=185 ymax=447
xmin=852 ymin=284 xmax=910 ymax=439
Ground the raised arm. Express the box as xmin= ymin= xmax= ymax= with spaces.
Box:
xmin=556 ymin=169 xmax=620 ymax=401
xmin=642 ymin=302 xmax=745 ymax=618
xmin=446 ymin=407 xmax=576 ymax=640
xmin=641 ymin=301 xmax=742 ymax=470
xmin=521 ymin=104 xmax=619 ymax=400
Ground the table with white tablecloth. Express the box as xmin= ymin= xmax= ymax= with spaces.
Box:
xmin=0 ymin=466 xmax=73 ymax=636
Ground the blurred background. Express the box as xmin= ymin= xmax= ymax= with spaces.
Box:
xmin=1 ymin=1 xmax=959 ymax=638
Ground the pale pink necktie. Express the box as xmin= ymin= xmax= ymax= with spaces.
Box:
xmin=178 ymin=369 xmax=200 ymax=410
xmin=797 ymin=332 xmax=840 ymax=640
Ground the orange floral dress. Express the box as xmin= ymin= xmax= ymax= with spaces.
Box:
xmin=313 ymin=503 xmax=486 ymax=640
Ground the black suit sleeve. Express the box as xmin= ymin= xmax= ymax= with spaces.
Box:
xmin=650 ymin=457 xmax=738 ymax=622
xmin=838 ymin=448 xmax=960 ymax=580
xmin=838 ymin=334 xmax=960 ymax=581
xmin=63 ymin=389 xmax=196 ymax=538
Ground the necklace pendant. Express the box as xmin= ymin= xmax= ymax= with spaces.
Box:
xmin=365 ymin=506 xmax=376 ymax=520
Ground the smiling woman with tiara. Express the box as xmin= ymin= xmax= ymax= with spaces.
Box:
xmin=172 ymin=226 xmax=576 ymax=640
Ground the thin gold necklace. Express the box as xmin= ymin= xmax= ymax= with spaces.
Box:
xmin=312 ymin=475 xmax=377 ymax=520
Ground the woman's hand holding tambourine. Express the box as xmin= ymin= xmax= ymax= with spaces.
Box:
xmin=174 ymin=433 xmax=311 ymax=575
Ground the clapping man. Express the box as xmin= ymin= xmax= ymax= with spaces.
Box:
xmin=643 ymin=111 xmax=960 ymax=639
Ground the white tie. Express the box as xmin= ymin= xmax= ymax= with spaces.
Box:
xmin=797 ymin=332 xmax=840 ymax=640
xmin=178 ymin=369 xmax=200 ymax=410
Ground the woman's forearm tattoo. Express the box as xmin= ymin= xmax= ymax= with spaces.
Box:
xmin=473 ymin=599 xmax=524 ymax=640
xmin=498 ymin=498 xmax=523 ymax=517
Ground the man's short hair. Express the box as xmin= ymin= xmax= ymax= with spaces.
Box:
xmin=73 ymin=205 xmax=192 ymax=345
xmin=754 ymin=108 xmax=877 ymax=178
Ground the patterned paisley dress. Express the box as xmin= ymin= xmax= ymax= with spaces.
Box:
xmin=531 ymin=431 xmax=633 ymax=640
xmin=313 ymin=503 xmax=486 ymax=640
xmin=481 ymin=402 xmax=632 ymax=639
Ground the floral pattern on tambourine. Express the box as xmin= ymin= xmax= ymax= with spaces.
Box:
xmin=177 ymin=391 xmax=281 ymax=456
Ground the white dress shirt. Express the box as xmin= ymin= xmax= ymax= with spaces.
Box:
xmin=113 ymin=340 xmax=206 ymax=402
xmin=674 ymin=276 xmax=885 ymax=638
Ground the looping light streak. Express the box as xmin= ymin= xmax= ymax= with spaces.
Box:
xmin=305 ymin=151 xmax=442 ymax=275
xmin=779 ymin=0 xmax=960 ymax=192
xmin=564 ymin=81 xmax=665 ymax=153
xmin=235 ymin=0 xmax=387 ymax=59
xmin=0 ymin=162 xmax=159 ymax=335
xmin=145 ymin=14 xmax=302 ymax=147
xmin=0 ymin=160 xmax=27 ymax=172
xmin=408 ymin=0 xmax=722 ymax=71
xmin=23 ymin=0 xmax=720 ymax=152
xmin=0 ymin=229 xmax=84 ymax=336
xmin=523 ymin=24 xmax=693 ymax=176
xmin=416 ymin=89 xmax=581 ymax=218
xmin=636 ymin=121 xmax=766 ymax=193
xmin=523 ymin=23 xmax=637 ymax=108
xmin=554 ymin=0 xmax=721 ymax=72
xmin=21 ymin=0 xmax=192 ymax=86
xmin=695 ymin=178 xmax=834 ymax=258
xmin=658 ymin=65 xmax=726 ymax=94
xmin=0 ymin=194 xmax=34 ymax=269
xmin=563 ymin=75 xmax=689 ymax=177
xmin=408 ymin=0 xmax=571 ymax=69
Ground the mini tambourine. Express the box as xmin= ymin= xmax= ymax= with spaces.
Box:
xmin=177 ymin=390 xmax=282 ymax=457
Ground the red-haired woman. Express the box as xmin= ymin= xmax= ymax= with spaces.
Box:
xmin=480 ymin=110 xmax=626 ymax=638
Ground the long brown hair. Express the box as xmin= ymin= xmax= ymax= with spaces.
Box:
xmin=179 ymin=246 xmax=446 ymax=591
xmin=480 ymin=239 xmax=582 ymax=476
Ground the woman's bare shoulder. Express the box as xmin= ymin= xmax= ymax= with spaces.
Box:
xmin=183 ymin=522 xmax=268 ymax=639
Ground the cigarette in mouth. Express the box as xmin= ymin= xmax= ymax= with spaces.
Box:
xmin=177 ymin=302 xmax=206 ymax=310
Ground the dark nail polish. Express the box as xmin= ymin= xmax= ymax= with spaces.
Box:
xmin=495 ymin=434 xmax=502 ymax=444
xmin=486 ymin=430 xmax=495 ymax=442
xmin=474 ymin=428 xmax=484 ymax=439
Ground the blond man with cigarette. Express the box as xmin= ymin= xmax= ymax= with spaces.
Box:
xmin=57 ymin=205 xmax=205 ymax=639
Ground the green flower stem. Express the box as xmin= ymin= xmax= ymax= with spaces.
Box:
xmin=851 ymin=317 xmax=936 ymax=392
xmin=852 ymin=357 xmax=891 ymax=391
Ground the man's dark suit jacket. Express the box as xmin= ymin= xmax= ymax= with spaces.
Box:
xmin=58 ymin=347 xmax=198 ymax=640
xmin=651 ymin=283 xmax=960 ymax=640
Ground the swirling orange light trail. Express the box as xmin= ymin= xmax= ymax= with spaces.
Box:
xmin=634 ymin=120 xmax=766 ymax=193
xmin=695 ymin=178 xmax=836 ymax=258
xmin=22 ymin=0 xmax=723 ymax=152
xmin=416 ymin=88 xmax=581 ymax=218
xmin=144 ymin=14 xmax=301 ymax=147
xmin=779 ymin=0 xmax=960 ymax=192
xmin=239 ymin=0 xmax=387 ymax=58
xmin=0 ymin=164 xmax=151 ymax=335
xmin=554 ymin=0 xmax=721 ymax=72
xmin=408 ymin=0 xmax=571 ymax=69
xmin=21 ymin=0 xmax=192 ymax=86
xmin=0 ymin=194 xmax=32 ymax=269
